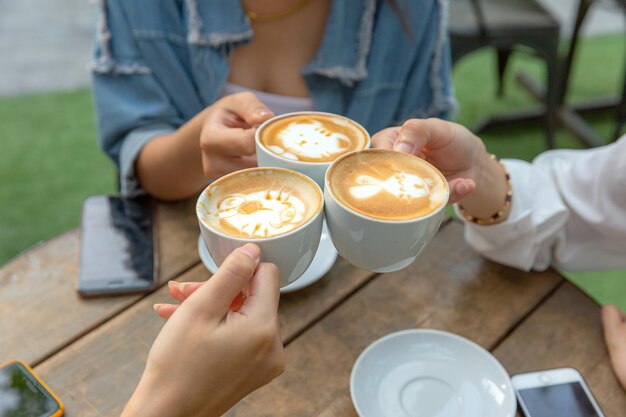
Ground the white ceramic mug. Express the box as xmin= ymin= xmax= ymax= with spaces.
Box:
xmin=196 ymin=168 xmax=324 ymax=288
xmin=255 ymin=111 xmax=371 ymax=189
xmin=323 ymin=150 xmax=449 ymax=273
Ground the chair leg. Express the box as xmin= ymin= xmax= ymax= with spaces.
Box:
xmin=496 ymin=48 xmax=512 ymax=98
xmin=544 ymin=51 xmax=559 ymax=149
xmin=615 ymin=70 xmax=626 ymax=141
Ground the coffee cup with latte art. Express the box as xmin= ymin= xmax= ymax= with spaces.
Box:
xmin=256 ymin=112 xmax=370 ymax=189
xmin=324 ymin=149 xmax=449 ymax=272
xmin=197 ymin=167 xmax=324 ymax=287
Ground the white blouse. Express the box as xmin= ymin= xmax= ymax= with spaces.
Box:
xmin=456 ymin=136 xmax=626 ymax=272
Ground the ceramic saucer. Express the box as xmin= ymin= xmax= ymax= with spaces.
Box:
xmin=197 ymin=222 xmax=337 ymax=293
xmin=351 ymin=329 xmax=516 ymax=417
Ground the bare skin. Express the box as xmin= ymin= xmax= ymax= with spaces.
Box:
xmin=602 ymin=305 xmax=626 ymax=391
xmin=135 ymin=0 xmax=330 ymax=201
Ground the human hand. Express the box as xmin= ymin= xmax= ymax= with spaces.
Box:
xmin=122 ymin=244 xmax=284 ymax=417
xmin=602 ymin=305 xmax=626 ymax=391
xmin=372 ymin=118 xmax=488 ymax=204
xmin=372 ymin=118 xmax=509 ymax=219
xmin=200 ymin=92 xmax=274 ymax=178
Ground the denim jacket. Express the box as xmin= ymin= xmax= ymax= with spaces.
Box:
xmin=92 ymin=0 xmax=454 ymax=195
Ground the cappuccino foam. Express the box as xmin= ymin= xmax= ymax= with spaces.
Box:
xmin=260 ymin=113 xmax=368 ymax=163
xmin=328 ymin=150 xmax=448 ymax=220
xmin=198 ymin=169 xmax=322 ymax=238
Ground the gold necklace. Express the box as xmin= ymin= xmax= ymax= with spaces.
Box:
xmin=243 ymin=0 xmax=312 ymax=22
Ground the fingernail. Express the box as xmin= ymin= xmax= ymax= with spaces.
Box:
xmin=178 ymin=282 xmax=187 ymax=295
xmin=255 ymin=108 xmax=273 ymax=118
xmin=153 ymin=304 xmax=162 ymax=313
xmin=456 ymin=183 xmax=469 ymax=195
xmin=167 ymin=280 xmax=177 ymax=289
xmin=239 ymin=243 xmax=261 ymax=261
xmin=393 ymin=142 xmax=413 ymax=154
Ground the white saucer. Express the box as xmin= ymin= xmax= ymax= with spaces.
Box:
xmin=197 ymin=223 xmax=338 ymax=293
xmin=351 ymin=329 xmax=516 ymax=417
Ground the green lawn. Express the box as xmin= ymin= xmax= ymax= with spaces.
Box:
xmin=0 ymin=34 xmax=623 ymax=307
xmin=0 ymin=90 xmax=116 ymax=263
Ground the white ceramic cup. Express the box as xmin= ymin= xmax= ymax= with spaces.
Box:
xmin=255 ymin=111 xmax=371 ymax=189
xmin=196 ymin=167 xmax=324 ymax=288
xmin=323 ymin=150 xmax=449 ymax=273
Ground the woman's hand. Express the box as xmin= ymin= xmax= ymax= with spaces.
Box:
xmin=372 ymin=118 xmax=509 ymax=219
xmin=136 ymin=92 xmax=274 ymax=200
xmin=602 ymin=305 xmax=626 ymax=391
xmin=122 ymin=244 xmax=284 ymax=417
xmin=199 ymin=92 xmax=274 ymax=179
xmin=372 ymin=118 xmax=486 ymax=204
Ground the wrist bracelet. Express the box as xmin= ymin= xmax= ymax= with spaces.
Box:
xmin=458 ymin=154 xmax=512 ymax=226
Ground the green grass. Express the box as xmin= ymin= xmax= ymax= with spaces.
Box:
xmin=0 ymin=90 xmax=116 ymax=263
xmin=0 ymin=34 xmax=623 ymax=308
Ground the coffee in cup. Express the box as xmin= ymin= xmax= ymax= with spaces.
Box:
xmin=328 ymin=150 xmax=448 ymax=221
xmin=197 ymin=168 xmax=324 ymax=287
xmin=256 ymin=112 xmax=370 ymax=188
xmin=324 ymin=149 xmax=449 ymax=272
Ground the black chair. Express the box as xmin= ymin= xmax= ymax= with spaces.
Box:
xmin=615 ymin=0 xmax=626 ymax=139
xmin=449 ymin=0 xmax=561 ymax=148
xmin=552 ymin=0 xmax=625 ymax=143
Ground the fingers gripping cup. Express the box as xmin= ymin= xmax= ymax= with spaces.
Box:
xmin=255 ymin=111 xmax=371 ymax=189
xmin=197 ymin=168 xmax=324 ymax=287
xmin=324 ymin=149 xmax=449 ymax=272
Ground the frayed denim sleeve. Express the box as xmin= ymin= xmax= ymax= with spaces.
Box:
xmin=92 ymin=0 xmax=183 ymax=196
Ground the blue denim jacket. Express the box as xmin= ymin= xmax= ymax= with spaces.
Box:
xmin=92 ymin=0 xmax=454 ymax=195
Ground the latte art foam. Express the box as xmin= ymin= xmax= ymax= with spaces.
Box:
xmin=328 ymin=150 xmax=448 ymax=220
xmin=214 ymin=189 xmax=306 ymax=237
xmin=349 ymin=173 xmax=430 ymax=201
xmin=260 ymin=113 xmax=368 ymax=163
xmin=198 ymin=169 xmax=322 ymax=238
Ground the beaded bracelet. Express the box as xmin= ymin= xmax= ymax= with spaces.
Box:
xmin=458 ymin=154 xmax=512 ymax=226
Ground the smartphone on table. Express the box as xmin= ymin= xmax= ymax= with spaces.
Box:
xmin=513 ymin=367 xmax=605 ymax=417
xmin=78 ymin=195 xmax=158 ymax=296
xmin=0 ymin=360 xmax=64 ymax=417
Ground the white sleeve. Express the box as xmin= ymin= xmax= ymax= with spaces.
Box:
xmin=455 ymin=136 xmax=626 ymax=272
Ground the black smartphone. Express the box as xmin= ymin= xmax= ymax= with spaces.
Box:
xmin=0 ymin=360 xmax=64 ymax=417
xmin=77 ymin=195 xmax=158 ymax=296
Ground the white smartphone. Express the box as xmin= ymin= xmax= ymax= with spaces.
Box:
xmin=512 ymin=367 xmax=605 ymax=417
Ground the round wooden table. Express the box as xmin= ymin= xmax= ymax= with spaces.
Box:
xmin=1 ymin=200 xmax=624 ymax=416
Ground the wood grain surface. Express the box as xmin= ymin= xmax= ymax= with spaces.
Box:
xmin=0 ymin=200 xmax=199 ymax=365
xmin=33 ymin=256 xmax=377 ymax=415
xmin=225 ymin=222 xmax=563 ymax=417
xmin=5 ymin=213 xmax=624 ymax=417
xmin=494 ymin=282 xmax=626 ymax=417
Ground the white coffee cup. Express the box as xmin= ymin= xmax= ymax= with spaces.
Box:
xmin=255 ymin=111 xmax=371 ymax=189
xmin=196 ymin=167 xmax=324 ymax=287
xmin=324 ymin=149 xmax=449 ymax=273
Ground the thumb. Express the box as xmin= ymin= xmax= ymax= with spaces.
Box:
xmin=239 ymin=262 xmax=281 ymax=320
xmin=602 ymin=305 xmax=626 ymax=352
xmin=187 ymin=244 xmax=261 ymax=318
xmin=392 ymin=119 xmax=430 ymax=156
xmin=392 ymin=118 xmax=458 ymax=157
xmin=371 ymin=127 xmax=400 ymax=150
xmin=222 ymin=92 xmax=274 ymax=126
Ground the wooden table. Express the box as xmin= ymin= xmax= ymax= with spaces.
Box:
xmin=1 ymin=201 xmax=624 ymax=416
